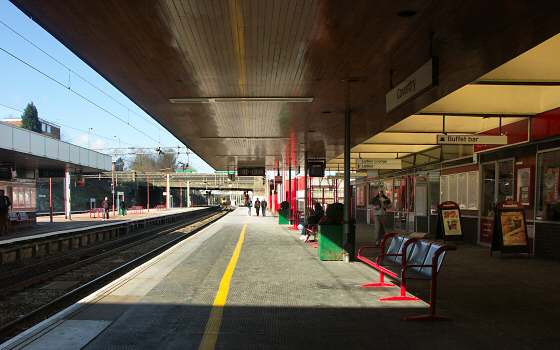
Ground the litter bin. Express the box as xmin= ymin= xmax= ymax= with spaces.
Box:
xmin=279 ymin=210 xmax=290 ymax=225
xmin=318 ymin=224 xmax=343 ymax=261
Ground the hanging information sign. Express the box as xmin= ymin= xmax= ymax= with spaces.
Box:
xmin=308 ymin=159 xmax=326 ymax=177
xmin=386 ymin=58 xmax=437 ymax=113
xmin=357 ymin=159 xmax=402 ymax=170
xmin=237 ymin=167 xmax=265 ymax=176
xmin=437 ymin=134 xmax=508 ymax=145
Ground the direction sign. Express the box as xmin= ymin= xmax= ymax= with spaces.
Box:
xmin=357 ymin=159 xmax=402 ymax=170
xmin=437 ymin=134 xmax=508 ymax=145
xmin=386 ymin=58 xmax=436 ymax=113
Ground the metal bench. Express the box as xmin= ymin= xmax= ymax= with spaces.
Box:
xmin=357 ymin=232 xmax=456 ymax=320
xmin=89 ymin=208 xmax=105 ymax=219
xmin=129 ymin=206 xmax=144 ymax=214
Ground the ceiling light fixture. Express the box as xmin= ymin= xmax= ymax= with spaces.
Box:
xmin=169 ymin=97 xmax=314 ymax=104
xmin=169 ymin=97 xmax=211 ymax=103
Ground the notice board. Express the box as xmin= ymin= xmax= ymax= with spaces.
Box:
xmin=491 ymin=201 xmax=529 ymax=255
xmin=436 ymin=201 xmax=463 ymax=241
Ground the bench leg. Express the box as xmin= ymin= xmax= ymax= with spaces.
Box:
xmin=403 ymin=314 xmax=450 ymax=321
xmin=403 ymin=269 xmax=450 ymax=320
xmin=361 ymin=272 xmax=394 ymax=288
xmin=379 ymin=284 xmax=420 ymax=302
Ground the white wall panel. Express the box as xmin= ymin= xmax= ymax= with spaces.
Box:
xmin=69 ymin=145 xmax=80 ymax=164
xmin=30 ymin=133 xmax=45 ymax=156
xmin=45 ymin=138 xmax=58 ymax=158
xmin=104 ymin=156 xmax=112 ymax=171
xmin=12 ymin=128 xmax=30 ymax=153
xmin=79 ymin=147 xmax=89 ymax=166
xmin=1 ymin=122 xmax=111 ymax=171
xmin=0 ymin=123 xmax=12 ymax=149
xmin=88 ymin=150 xmax=98 ymax=168
xmin=58 ymin=142 xmax=69 ymax=161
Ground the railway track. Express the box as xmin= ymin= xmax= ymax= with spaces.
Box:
xmin=0 ymin=208 xmax=228 ymax=342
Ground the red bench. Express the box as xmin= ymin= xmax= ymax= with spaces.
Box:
xmin=357 ymin=232 xmax=455 ymax=321
xmin=89 ymin=208 xmax=105 ymax=218
xmin=129 ymin=205 xmax=144 ymax=214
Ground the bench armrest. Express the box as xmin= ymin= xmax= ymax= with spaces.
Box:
xmin=378 ymin=237 xmax=418 ymax=265
xmin=402 ymin=244 xmax=456 ymax=276
xmin=357 ymin=245 xmax=379 ymax=258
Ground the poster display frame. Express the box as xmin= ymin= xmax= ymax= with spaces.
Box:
xmin=436 ymin=201 xmax=463 ymax=241
xmin=491 ymin=200 xmax=530 ymax=255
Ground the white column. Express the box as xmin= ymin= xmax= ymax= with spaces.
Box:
xmin=64 ymin=169 xmax=71 ymax=220
xmin=166 ymin=173 xmax=170 ymax=209
xmin=186 ymin=181 xmax=191 ymax=207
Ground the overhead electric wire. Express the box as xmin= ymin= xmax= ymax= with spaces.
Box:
xmin=0 ymin=45 xmax=162 ymax=145
xmin=0 ymin=19 xmax=167 ymax=133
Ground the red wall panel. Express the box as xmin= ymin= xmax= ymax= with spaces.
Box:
xmin=531 ymin=107 xmax=560 ymax=141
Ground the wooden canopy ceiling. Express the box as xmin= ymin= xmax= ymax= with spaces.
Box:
xmin=11 ymin=0 xmax=560 ymax=170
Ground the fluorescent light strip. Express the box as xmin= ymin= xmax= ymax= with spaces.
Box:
xmin=169 ymin=97 xmax=313 ymax=103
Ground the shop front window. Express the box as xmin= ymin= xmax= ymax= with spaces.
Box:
xmin=481 ymin=163 xmax=496 ymax=218
xmin=537 ymin=149 xmax=560 ymax=221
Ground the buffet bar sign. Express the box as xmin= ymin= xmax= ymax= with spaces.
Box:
xmin=437 ymin=134 xmax=508 ymax=145
xmin=357 ymin=159 xmax=402 ymax=170
xmin=386 ymin=58 xmax=436 ymax=113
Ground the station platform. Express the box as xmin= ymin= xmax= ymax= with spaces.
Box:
xmin=0 ymin=208 xmax=205 ymax=245
xmin=3 ymin=207 xmax=559 ymax=349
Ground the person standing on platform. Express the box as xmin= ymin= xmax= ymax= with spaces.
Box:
xmin=101 ymin=197 xmax=110 ymax=220
xmin=0 ymin=190 xmax=11 ymax=235
xmin=246 ymin=196 xmax=252 ymax=216
xmin=371 ymin=190 xmax=391 ymax=246
xmin=261 ymin=199 xmax=267 ymax=217
xmin=254 ymin=198 xmax=261 ymax=216
xmin=120 ymin=199 xmax=127 ymax=216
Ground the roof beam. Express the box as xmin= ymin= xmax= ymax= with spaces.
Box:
xmin=417 ymin=112 xmax=530 ymax=117
xmin=474 ymin=80 xmax=560 ymax=86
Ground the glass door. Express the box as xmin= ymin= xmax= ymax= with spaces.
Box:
xmin=479 ymin=159 xmax=515 ymax=244
xmin=481 ymin=162 xmax=496 ymax=219
xmin=497 ymin=159 xmax=515 ymax=203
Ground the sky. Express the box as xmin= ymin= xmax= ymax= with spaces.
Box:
xmin=0 ymin=1 xmax=214 ymax=172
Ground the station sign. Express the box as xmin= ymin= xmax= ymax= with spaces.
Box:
xmin=386 ymin=58 xmax=437 ymax=113
xmin=237 ymin=167 xmax=265 ymax=176
xmin=357 ymin=159 xmax=402 ymax=170
xmin=437 ymin=134 xmax=508 ymax=145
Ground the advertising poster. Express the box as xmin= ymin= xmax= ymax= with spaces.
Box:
xmin=543 ymin=167 xmax=559 ymax=203
xmin=442 ymin=209 xmax=462 ymax=236
xmin=499 ymin=211 xmax=527 ymax=246
xmin=516 ymin=167 xmax=531 ymax=206
xmin=491 ymin=201 xmax=530 ymax=255
xmin=436 ymin=201 xmax=463 ymax=240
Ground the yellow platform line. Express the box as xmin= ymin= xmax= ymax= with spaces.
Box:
xmin=199 ymin=224 xmax=247 ymax=350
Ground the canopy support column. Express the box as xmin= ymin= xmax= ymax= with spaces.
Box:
xmin=343 ymin=106 xmax=355 ymax=262
xmin=166 ymin=174 xmax=170 ymax=209
xmin=304 ymin=152 xmax=308 ymax=226
xmin=187 ymin=181 xmax=191 ymax=207
xmin=64 ymin=170 xmax=71 ymax=220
